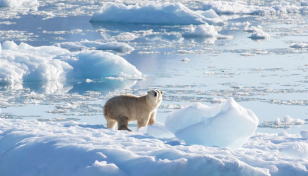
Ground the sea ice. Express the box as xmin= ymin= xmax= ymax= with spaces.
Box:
xmin=202 ymin=1 xmax=308 ymax=14
xmin=165 ymin=98 xmax=258 ymax=148
xmin=90 ymin=2 xmax=222 ymax=25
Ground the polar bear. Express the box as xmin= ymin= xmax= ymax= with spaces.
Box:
xmin=103 ymin=90 xmax=163 ymax=131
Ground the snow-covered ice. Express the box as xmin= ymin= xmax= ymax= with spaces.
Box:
xmin=90 ymin=2 xmax=223 ymax=25
xmin=1 ymin=118 xmax=308 ymax=176
xmin=165 ymin=98 xmax=259 ymax=148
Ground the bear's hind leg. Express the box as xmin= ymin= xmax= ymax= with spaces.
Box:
xmin=107 ymin=118 xmax=117 ymax=129
xmin=117 ymin=116 xmax=132 ymax=132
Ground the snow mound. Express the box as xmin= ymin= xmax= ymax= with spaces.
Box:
xmin=55 ymin=40 xmax=134 ymax=53
xmin=282 ymin=142 xmax=308 ymax=159
xmin=90 ymin=2 xmax=223 ymax=25
xmin=0 ymin=0 xmax=39 ymax=9
xmin=202 ymin=1 xmax=308 ymax=14
xmin=182 ymin=24 xmax=233 ymax=39
xmin=0 ymin=118 xmax=270 ymax=176
xmin=0 ymin=41 xmax=142 ymax=84
xmin=165 ymin=98 xmax=259 ymax=148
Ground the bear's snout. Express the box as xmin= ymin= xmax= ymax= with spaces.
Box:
xmin=154 ymin=92 xmax=157 ymax=97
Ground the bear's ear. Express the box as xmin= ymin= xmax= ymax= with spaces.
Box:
xmin=147 ymin=90 xmax=151 ymax=94
xmin=160 ymin=90 xmax=163 ymax=95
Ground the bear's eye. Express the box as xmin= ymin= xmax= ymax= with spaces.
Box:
xmin=154 ymin=92 xmax=157 ymax=97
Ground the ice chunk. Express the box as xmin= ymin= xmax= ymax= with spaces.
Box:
xmin=290 ymin=43 xmax=308 ymax=48
xmin=182 ymin=24 xmax=233 ymax=39
xmin=0 ymin=41 xmax=142 ymax=84
xmin=66 ymin=50 xmax=142 ymax=79
xmin=198 ymin=9 xmax=220 ymax=18
xmin=165 ymin=98 xmax=259 ymax=148
xmin=249 ymin=28 xmax=270 ymax=40
xmin=146 ymin=122 xmax=175 ymax=139
xmin=91 ymin=2 xmax=221 ymax=25
xmin=282 ymin=142 xmax=308 ymax=159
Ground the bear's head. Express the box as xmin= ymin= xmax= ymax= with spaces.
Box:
xmin=147 ymin=89 xmax=163 ymax=106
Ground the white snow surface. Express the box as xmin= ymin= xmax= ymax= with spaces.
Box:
xmin=0 ymin=0 xmax=38 ymax=8
xmin=90 ymin=2 xmax=223 ymax=25
xmin=202 ymin=1 xmax=308 ymax=14
xmin=0 ymin=41 xmax=142 ymax=83
xmin=55 ymin=40 xmax=134 ymax=53
xmin=165 ymin=98 xmax=258 ymax=148
xmin=1 ymin=118 xmax=308 ymax=176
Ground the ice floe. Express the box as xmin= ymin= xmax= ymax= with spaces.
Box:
xmin=0 ymin=41 xmax=142 ymax=84
xmin=165 ymin=98 xmax=258 ymax=148
xmin=90 ymin=2 xmax=223 ymax=25
xmin=1 ymin=118 xmax=308 ymax=176
xmin=55 ymin=40 xmax=134 ymax=53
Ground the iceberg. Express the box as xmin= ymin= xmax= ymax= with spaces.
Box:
xmin=165 ymin=98 xmax=258 ymax=148
xmin=90 ymin=2 xmax=223 ymax=25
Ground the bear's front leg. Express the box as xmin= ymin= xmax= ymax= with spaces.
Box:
xmin=137 ymin=113 xmax=151 ymax=129
xmin=148 ymin=111 xmax=157 ymax=126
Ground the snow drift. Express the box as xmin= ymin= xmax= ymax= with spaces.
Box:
xmin=165 ymin=98 xmax=259 ymax=148
xmin=0 ymin=41 xmax=142 ymax=84
xmin=90 ymin=2 xmax=223 ymax=25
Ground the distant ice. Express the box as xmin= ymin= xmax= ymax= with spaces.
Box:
xmin=90 ymin=2 xmax=223 ymax=25
xmin=0 ymin=0 xmax=39 ymax=9
xmin=290 ymin=43 xmax=308 ymax=48
xmin=165 ymin=98 xmax=258 ymax=148
xmin=55 ymin=40 xmax=134 ymax=53
xmin=202 ymin=1 xmax=308 ymax=14
xmin=248 ymin=27 xmax=270 ymax=40
xmin=0 ymin=41 xmax=142 ymax=84
xmin=182 ymin=24 xmax=233 ymax=40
